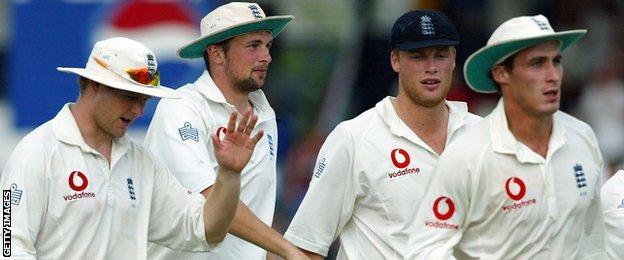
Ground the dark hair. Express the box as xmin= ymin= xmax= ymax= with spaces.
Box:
xmin=203 ymin=39 xmax=232 ymax=72
xmin=78 ymin=76 xmax=91 ymax=95
xmin=487 ymin=53 xmax=516 ymax=93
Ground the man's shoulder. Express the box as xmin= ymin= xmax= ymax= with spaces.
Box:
xmin=465 ymin=112 xmax=484 ymax=124
xmin=332 ymin=107 xmax=381 ymax=137
xmin=16 ymin=121 xmax=57 ymax=151
xmin=555 ymin=111 xmax=595 ymax=137
xmin=152 ymin=84 xmax=209 ymax=119
xmin=445 ymin=117 xmax=493 ymax=159
xmin=5 ymin=121 xmax=57 ymax=168
xmin=458 ymin=114 xmax=491 ymax=139
xmin=123 ymin=140 xmax=161 ymax=168
xmin=163 ymin=84 xmax=204 ymax=105
xmin=603 ymin=170 xmax=624 ymax=195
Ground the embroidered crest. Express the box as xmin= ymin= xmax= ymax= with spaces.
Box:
xmin=127 ymin=178 xmax=136 ymax=201
xmin=420 ymin=15 xmax=435 ymax=35
xmin=179 ymin=122 xmax=199 ymax=142
xmin=146 ymin=54 xmax=157 ymax=77
xmin=248 ymin=4 xmax=262 ymax=19
xmin=531 ymin=17 xmax=551 ymax=30
xmin=267 ymin=134 xmax=275 ymax=158
xmin=573 ymin=164 xmax=587 ymax=189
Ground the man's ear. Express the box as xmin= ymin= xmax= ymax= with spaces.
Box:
xmin=390 ymin=49 xmax=400 ymax=73
xmin=491 ymin=65 xmax=509 ymax=86
xmin=207 ymin=45 xmax=226 ymax=65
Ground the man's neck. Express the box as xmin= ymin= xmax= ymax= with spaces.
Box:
xmin=392 ymin=96 xmax=449 ymax=155
xmin=69 ymin=103 xmax=113 ymax=162
xmin=212 ymin=74 xmax=252 ymax=113
xmin=504 ymin=102 xmax=553 ymax=158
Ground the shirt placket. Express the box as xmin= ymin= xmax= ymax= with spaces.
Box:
xmin=97 ymin=155 xmax=116 ymax=207
xmin=542 ymin=162 xmax=558 ymax=220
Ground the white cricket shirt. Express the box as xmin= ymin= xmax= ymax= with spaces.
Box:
xmin=284 ymin=97 xmax=481 ymax=259
xmin=0 ymin=104 xmax=213 ymax=260
xmin=601 ymin=170 xmax=624 ymax=259
xmin=145 ymin=71 xmax=277 ymax=260
xmin=407 ymin=99 xmax=606 ymax=259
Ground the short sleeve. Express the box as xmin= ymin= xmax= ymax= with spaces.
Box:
xmin=0 ymin=139 xmax=48 ymax=259
xmin=147 ymin=160 xmax=215 ymax=252
xmin=601 ymin=170 xmax=624 ymax=259
xmin=145 ymin=97 xmax=217 ymax=193
xmin=284 ymin=124 xmax=360 ymax=257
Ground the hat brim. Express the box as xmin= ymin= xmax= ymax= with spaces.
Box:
xmin=178 ymin=15 xmax=294 ymax=59
xmin=57 ymin=67 xmax=180 ymax=99
xmin=394 ymin=38 xmax=459 ymax=51
xmin=464 ymin=29 xmax=586 ymax=93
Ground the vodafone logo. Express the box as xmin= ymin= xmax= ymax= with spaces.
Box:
xmin=502 ymin=177 xmax=535 ymax=211
xmin=63 ymin=171 xmax=96 ymax=202
xmin=216 ymin=126 xmax=227 ymax=140
xmin=68 ymin=171 xmax=89 ymax=192
xmin=387 ymin=148 xmax=420 ymax=179
xmin=432 ymin=196 xmax=455 ymax=220
xmin=505 ymin=177 xmax=526 ymax=201
xmin=390 ymin=148 xmax=410 ymax=168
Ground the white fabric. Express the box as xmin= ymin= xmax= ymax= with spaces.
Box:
xmin=601 ymin=170 xmax=624 ymax=259
xmin=407 ymin=99 xmax=606 ymax=259
xmin=145 ymin=70 xmax=277 ymax=260
xmin=284 ymin=97 xmax=481 ymax=259
xmin=0 ymin=104 xmax=212 ymax=260
xmin=57 ymin=37 xmax=179 ymax=98
xmin=487 ymin=15 xmax=581 ymax=46
xmin=178 ymin=2 xmax=293 ymax=58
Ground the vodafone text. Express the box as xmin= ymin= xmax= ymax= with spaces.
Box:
xmin=63 ymin=191 xmax=96 ymax=201
xmin=424 ymin=220 xmax=459 ymax=230
xmin=501 ymin=198 xmax=537 ymax=211
xmin=388 ymin=168 xmax=420 ymax=179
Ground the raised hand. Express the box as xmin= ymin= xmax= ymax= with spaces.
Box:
xmin=211 ymin=107 xmax=264 ymax=173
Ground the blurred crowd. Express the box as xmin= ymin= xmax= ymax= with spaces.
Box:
xmin=1 ymin=0 xmax=624 ymax=259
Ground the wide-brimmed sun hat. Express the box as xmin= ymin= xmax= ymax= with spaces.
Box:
xmin=57 ymin=37 xmax=179 ymax=98
xmin=178 ymin=2 xmax=294 ymax=59
xmin=464 ymin=14 xmax=586 ymax=93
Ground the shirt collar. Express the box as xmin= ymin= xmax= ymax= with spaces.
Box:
xmin=194 ymin=70 xmax=275 ymax=121
xmin=376 ymin=96 xmax=471 ymax=153
xmin=52 ymin=103 xmax=130 ymax=158
xmin=489 ymin=99 xmax=566 ymax=163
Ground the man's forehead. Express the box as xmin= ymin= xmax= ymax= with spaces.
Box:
xmin=516 ymin=40 xmax=562 ymax=57
xmin=107 ymin=85 xmax=151 ymax=99
xmin=233 ymin=30 xmax=273 ymax=41
xmin=404 ymin=45 xmax=454 ymax=53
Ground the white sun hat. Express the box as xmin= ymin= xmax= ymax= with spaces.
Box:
xmin=177 ymin=2 xmax=294 ymax=59
xmin=57 ymin=37 xmax=180 ymax=98
xmin=464 ymin=14 xmax=586 ymax=93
